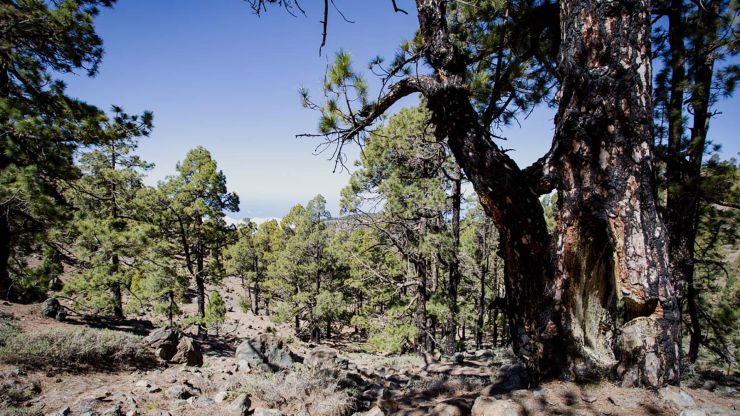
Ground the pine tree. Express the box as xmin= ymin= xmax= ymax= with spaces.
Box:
xmin=142 ymin=147 xmax=239 ymax=335
xmin=62 ymin=108 xmax=153 ymax=317
xmin=0 ymin=0 xmax=115 ymax=300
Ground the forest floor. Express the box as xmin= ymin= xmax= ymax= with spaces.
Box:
xmin=0 ymin=277 xmax=738 ymax=416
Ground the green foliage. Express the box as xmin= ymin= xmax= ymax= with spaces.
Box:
xmin=0 ymin=0 xmax=117 ymax=301
xmin=205 ymin=290 xmax=227 ymax=331
xmin=238 ymin=295 xmax=252 ymax=314
xmin=366 ymin=320 xmax=418 ymax=354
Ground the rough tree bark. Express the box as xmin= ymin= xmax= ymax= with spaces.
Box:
xmin=418 ymin=0 xmax=679 ymax=385
xmin=547 ymin=0 xmax=680 ymax=385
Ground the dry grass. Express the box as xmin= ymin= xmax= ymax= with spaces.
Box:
xmin=228 ymin=367 xmax=354 ymax=416
xmin=0 ymin=314 xmax=155 ymax=371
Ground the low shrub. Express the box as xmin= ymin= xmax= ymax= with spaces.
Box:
xmin=227 ymin=368 xmax=354 ymax=416
xmin=0 ymin=324 xmax=155 ymax=371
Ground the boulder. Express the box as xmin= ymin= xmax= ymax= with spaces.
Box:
xmin=145 ymin=328 xmax=180 ymax=361
xmin=227 ymin=393 xmax=251 ymax=416
xmin=471 ymin=397 xmax=523 ymax=416
xmin=41 ymin=298 xmax=61 ymax=318
xmin=166 ymin=385 xmax=195 ymax=400
xmin=659 ymin=386 xmax=696 ymax=410
xmin=305 ymin=346 xmax=338 ymax=368
xmin=170 ymin=337 xmax=203 ymax=366
xmin=235 ymin=334 xmax=295 ymax=371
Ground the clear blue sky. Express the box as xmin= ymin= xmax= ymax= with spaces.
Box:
xmin=62 ymin=1 xmax=739 ymax=219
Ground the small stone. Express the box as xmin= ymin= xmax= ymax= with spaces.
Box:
xmin=135 ymin=380 xmax=150 ymax=388
xmin=701 ymin=380 xmax=718 ymax=392
xmin=471 ymin=397 xmax=523 ymax=416
xmin=213 ymin=391 xmax=228 ymax=403
xmin=352 ymin=407 xmax=385 ymax=416
xmin=227 ymin=393 xmax=251 ymax=416
xmin=252 ymin=409 xmax=284 ymax=416
xmin=431 ymin=402 xmax=464 ymax=416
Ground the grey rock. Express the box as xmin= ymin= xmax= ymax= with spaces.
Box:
xmin=195 ymin=396 xmax=215 ymax=407
xmin=235 ymin=334 xmax=295 ymax=371
xmin=41 ymin=298 xmax=61 ymax=318
xmin=352 ymin=407 xmax=385 ymax=416
xmin=338 ymin=371 xmax=365 ymax=389
xmin=702 ymin=380 xmax=718 ymax=392
xmin=680 ymin=410 xmax=707 ymax=416
xmin=474 ymin=349 xmax=494 ymax=360
xmin=431 ymin=402 xmax=465 ymax=416
xmin=659 ymin=386 xmax=696 ymax=410
xmin=227 ymin=393 xmax=251 ymax=416
xmin=102 ymin=405 xmax=124 ymax=416
xmin=471 ymin=397 xmax=523 ymax=416
xmin=146 ymin=328 xmax=180 ymax=361
xmin=213 ymin=390 xmax=228 ymax=403
xmin=166 ymin=384 xmax=194 ymax=400
xmin=170 ymin=336 xmax=203 ymax=366
xmin=306 ymin=346 xmax=338 ymax=368
xmin=252 ymin=409 xmax=284 ymax=416
xmin=134 ymin=380 xmax=150 ymax=388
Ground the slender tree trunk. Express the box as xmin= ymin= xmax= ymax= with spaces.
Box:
xmin=684 ymin=1 xmax=719 ymax=362
xmin=195 ymin=218 xmax=206 ymax=337
xmin=445 ymin=162 xmax=462 ymax=354
xmin=476 ymin=268 xmax=486 ymax=350
xmin=253 ymin=281 xmax=260 ymax=315
xmin=109 ymin=146 xmax=124 ymax=318
xmin=414 ymin=259 xmax=429 ymax=355
xmin=0 ymin=212 xmax=11 ymax=300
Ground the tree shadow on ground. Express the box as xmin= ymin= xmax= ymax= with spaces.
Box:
xmin=64 ymin=314 xmax=155 ymax=336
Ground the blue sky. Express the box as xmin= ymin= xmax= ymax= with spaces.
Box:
xmin=62 ymin=1 xmax=739 ymax=219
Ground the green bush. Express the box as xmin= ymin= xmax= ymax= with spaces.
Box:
xmin=205 ymin=290 xmax=227 ymax=334
xmin=0 ymin=324 xmax=155 ymax=371
xmin=238 ymin=295 xmax=252 ymax=314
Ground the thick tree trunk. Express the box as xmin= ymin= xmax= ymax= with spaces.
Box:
xmin=413 ymin=0 xmax=680 ymax=386
xmin=547 ymin=0 xmax=680 ymax=385
xmin=0 ymin=213 xmax=11 ymax=300
xmin=445 ymin=162 xmax=462 ymax=354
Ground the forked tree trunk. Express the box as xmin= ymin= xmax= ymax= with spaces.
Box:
xmin=415 ymin=0 xmax=680 ymax=386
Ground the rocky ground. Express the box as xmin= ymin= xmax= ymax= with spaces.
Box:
xmin=0 ymin=277 xmax=738 ymax=416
